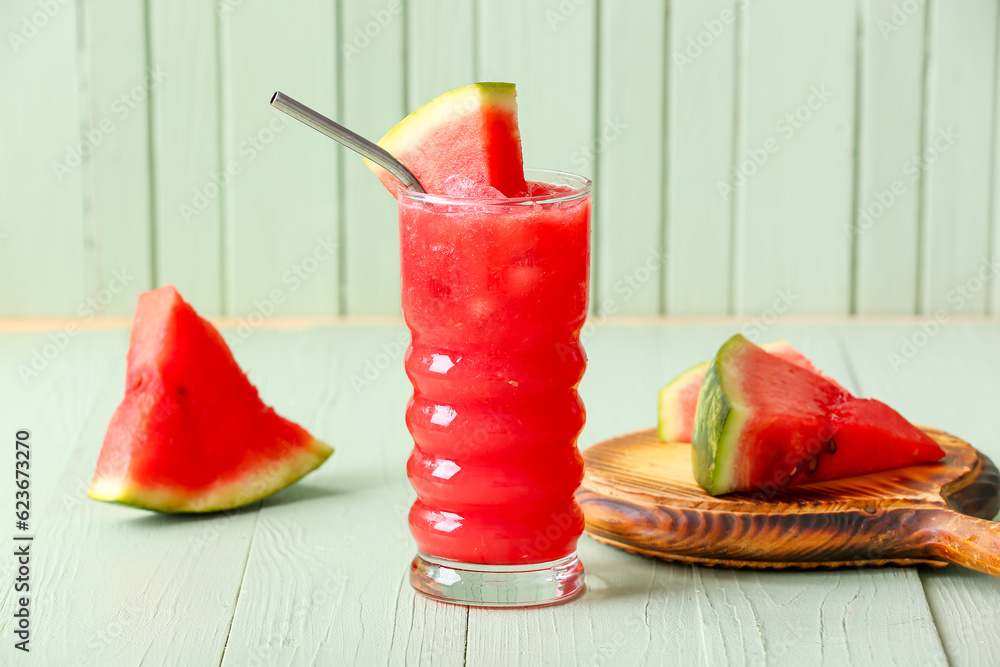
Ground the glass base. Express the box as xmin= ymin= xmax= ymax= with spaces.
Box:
xmin=409 ymin=551 xmax=585 ymax=608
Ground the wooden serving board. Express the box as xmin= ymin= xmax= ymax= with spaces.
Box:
xmin=577 ymin=427 xmax=1000 ymax=576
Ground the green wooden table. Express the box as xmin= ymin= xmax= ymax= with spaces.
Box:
xmin=2 ymin=319 xmax=999 ymax=665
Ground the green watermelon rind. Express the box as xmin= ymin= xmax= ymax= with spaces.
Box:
xmin=658 ymin=339 xmax=793 ymax=444
xmin=691 ymin=336 xmax=751 ymax=494
xmin=88 ymin=438 xmax=334 ymax=513
xmin=657 ymin=360 xmax=710 ymax=442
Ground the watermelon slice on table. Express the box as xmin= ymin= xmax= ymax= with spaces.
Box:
xmin=88 ymin=286 xmax=333 ymax=513
xmin=366 ymin=82 xmax=527 ymax=197
xmin=657 ymin=339 xmax=841 ymax=443
xmin=691 ymin=335 xmax=944 ymax=496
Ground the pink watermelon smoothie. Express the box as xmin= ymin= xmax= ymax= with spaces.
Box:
xmin=401 ymin=171 xmax=591 ymax=564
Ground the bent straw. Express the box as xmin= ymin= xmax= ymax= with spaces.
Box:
xmin=270 ymin=91 xmax=425 ymax=193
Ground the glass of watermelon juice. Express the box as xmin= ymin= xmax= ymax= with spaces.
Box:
xmin=400 ymin=168 xmax=591 ymax=607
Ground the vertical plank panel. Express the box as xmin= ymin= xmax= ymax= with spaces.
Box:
xmin=920 ymin=0 xmax=998 ymax=315
xmin=406 ymin=0 xmax=475 ymax=109
xmin=0 ymin=1 xmax=86 ymax=316
xmin=149 ymin=1 xmax=223 ymax=313
xmin=854 ymin=0 xmax=925 ymax=314
xmin=735 ymin=0 xmax=856 ymax=315
xmin=342 ymin=0 xmax=406 ymax=315
xmin=666 ymin=0 xmax=738 ymax=315
xmin=595 ymin=0 xmax=665 ymax=315
xmin=477 ymin=0 xmax=597 ymax=311
xmin=994 ymin=8 xmax=1000 ymax=316
xmin=223 ymin=0 xmax=340 ymax=316
xmin=79 ymin=0 xmax=153 ymax=316
xmin=477 ymin=0 xmax=597 ymax=179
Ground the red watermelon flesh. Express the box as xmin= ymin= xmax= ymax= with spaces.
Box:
xmin=366 ymin=82 xmax=527 ymax=197
xmin=88 ymin=285 xmax=333 ymax=512
xmin=825 ymin=399 xmax=948 ymax=480
xmin=692 ymin=335 xmax=944 ymax=496
xmin=658 ymin=339 xmax=843 ymax=443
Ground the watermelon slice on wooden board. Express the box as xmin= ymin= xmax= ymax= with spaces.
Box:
xmin=88 ymin=286 xmax=333 ymax=513
xmin=692 ymin=335 xmax=944 ymax=496
xmin=657 ymin=339 xmax=842 ymax=443
xmin=366 ymin=82 xmax=527 ymax=197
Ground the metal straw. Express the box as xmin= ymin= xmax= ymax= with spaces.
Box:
xmin=270 ymin=91 xmax=425 ymax=193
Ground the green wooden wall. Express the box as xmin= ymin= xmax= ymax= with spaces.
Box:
xmin=2 ymin=0 xmax=999 ymax=318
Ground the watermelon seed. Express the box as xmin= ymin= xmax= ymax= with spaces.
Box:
xmin=827 ymin=440 xmax=837 ymax=455
xmin=791 ymin=461 xmax=804 ymax=477
xmin=806 ymin=456 xmax=819 ymax=473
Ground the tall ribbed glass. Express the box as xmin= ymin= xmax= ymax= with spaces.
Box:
xmin=399 ymin=169 xmax=591 ymax=607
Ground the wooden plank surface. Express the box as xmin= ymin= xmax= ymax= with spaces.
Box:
xmin=0 ymin=330 xmax=257 ymax=666
xmin=838 ymin=324 xmax=1000 ymax=666
xmin=77 ymin=0 xmax=153 ymax=315
xmin=5 ymin=318 xmax=1000 ymax=663
xmin=919 ymin=0 xmax=999 ymax=315
xmin=0 ymin=0 xmax=87 ymax=317
xmin=220 ymin=327 xmax=467 ymax=665
xmin=148 ymin=0 xmax=223 ymax=313
xmin=466 ymin=323 xmax=946 ymax=665
xmin=854 ymin=0 xmax=926 ymax=315
xmin=734 ymin=0 xmax=856 ymax=315
xmin=222 ymin=0 xmax=341 ymax=316
xmin=665 ymin=0 xmax=738 ymax=316
xmin=0 ymin=331 xmax=130 ymax=652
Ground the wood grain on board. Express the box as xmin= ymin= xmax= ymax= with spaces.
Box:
xmin=579 ymin=427 xmax=1000 ymax=572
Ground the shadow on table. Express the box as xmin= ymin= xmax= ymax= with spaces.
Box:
xmin=265 ymin=481 xmax=344 ymax=508
xmin=117 ymin=481 xmax=350 ymax=529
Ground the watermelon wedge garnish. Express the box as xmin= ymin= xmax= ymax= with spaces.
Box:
xmin=692 ymin=335 xmax=944 ymax=496
xmin=658 ymin=339 xmax=836 ymax=443
xmin=366 ymin=82 xmax=527 ymax=197
xmin=88 ymin=286 xmax=333 ymax=512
